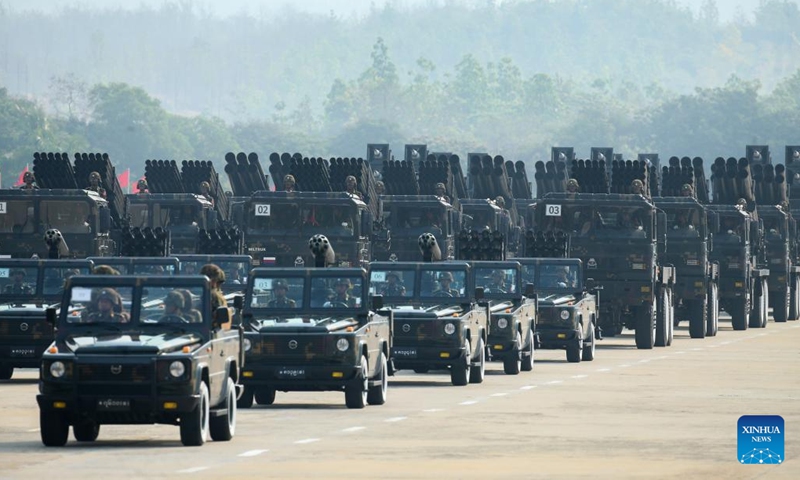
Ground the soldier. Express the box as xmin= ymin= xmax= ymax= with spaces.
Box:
xmin=325 ymin=278 xmax=357 ymax=307
xmin=284 ymin=174 xmax=297 ymax=193
xmin=494 ymin=196 xmax=506 ymax=209
xmin=87 ymin=172 xmax=107 ymax=198
xmin=176 ymin=289 xmax=202 ymax=323
xmin=631 ymin=179 xmax=645 ymax=195
xmin=566 ymin=178 xmax=580 ymax=193
xmin=432 ymin=271 xmax=460 ymax=297
xmin=136 ymin=179 xmax=150 ymax=194
xmin=85 ymin=289 xmax=128 ymax=323
xmin=435 ymin=183 xmax=450 ymax=203
xmin=4 ymin=269 xmax=33 ymax=294
xmin=93 ymin=265 xmax=121 ymax=275
xmin=345 ymin=175 xmax=363 ymax=200
xmin=380 ymin=271 xmax=406 ymax=296
xmin=485 ymin=270 xmax=508 ymax=294
xmin=19 ymin=171 xmax=38 ymax=190
xmin=200 ymin=263 xmax=227 ymax=311
xmin=375 ymin=180 xmax=386 ymax=195
xmin=680 ymin=184 xmax=694 ymax=198
xmin=161 ymin=291 xmax=186 ymax=322
xmin=267 ymin=280 xmax=296 ymax=308
xmin=200 ymin=181 xmax=214 ymax=206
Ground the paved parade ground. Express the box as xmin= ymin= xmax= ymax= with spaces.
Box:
xmin=1 ymin=317 xmax=798 ymax=479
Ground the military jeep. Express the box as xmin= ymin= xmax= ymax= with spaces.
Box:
xmin=37 ymin=275 xmax=242 ymax=447
xmin=0 ymin=259 xmax=94 ymax=380
xmin=369 ymin=261 xmax=490 ymax=386
xmin=516 ymin=258 xmax=599 ymax=363
xmin=237 ymin=267 xmax=392 ymax=409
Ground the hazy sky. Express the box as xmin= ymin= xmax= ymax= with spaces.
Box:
xmin=5 ymin=0 xmax=771 ymax=23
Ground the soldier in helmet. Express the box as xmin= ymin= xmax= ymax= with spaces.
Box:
xmin=345 ymin=175 xmax=363 ymax=200
xmin=494 ymin=196 xmax=506 ymax=209
xmin=200 ymin=181 xmax=214 ymax=206
xmin=736 ymin=198 xmax=748 ymax=210
xmin=325 ymin=278 xmax=357 ymax=307
xmin=19 ymin=171 xmax=38 ymax=190
xmin=93 ymin=265 xmax=121 ymax=275
xmin=136 ymin=179 xmax=150 ymax=194
xmin=85 ymin=288 xmax=128 ymax=323
xmin=435 ymin=183 xmax=450 ymax=203
xmin=200 ymin=263 xmax=227 ymax=311
xmin=4 ymin=269 xmax=33 ymax=294
xmin=680 ymin=184 xmax=694 ymax=197
xmin=631 ymin=179 xmax=645 ymax=195
xmin=284 ymin=174 xmax=297 ymax=192
xmin=87 ymin=171 xmax=107 ymax=198
xmin=161 ymin=291 xmax=186 ymax=322
xmin=375 ymin=180 xmax=386 ymax=195
xmin=432 ymin=271 xmax=460 ymax=297
xmin=267 ymin=280 xmax=296 ymax=308
xmin=380 ymin=271 xmax=406 ymax=296
xmin=485 ymin=269 xmax=508 ymax=294
xmin=566 ymin=178 xmax=580 ymax=193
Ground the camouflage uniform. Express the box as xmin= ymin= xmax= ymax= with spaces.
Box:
xmin=284 ymin=174 xmax=296 ymax=193
xmin=19 ymin=172 xmax=38 ymax=190
xmin=345 ymin=176 xmax=363 ymax=200
xmin=267 ymin=280 xmax=296 ymax=308
xmin=87 ymin=172 xmax=107 ymax=198
xmin=200 ymin=264 xmax=227 ymax=310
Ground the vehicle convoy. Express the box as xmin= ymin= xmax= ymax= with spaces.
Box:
xmin=652 ymin=156 xmax=720 ymax=338
xmin=515 ymin=257 xmax=599 ymax=363
xmin=468 ymin=260 xmax=536 ymax=374
xmin=37 ymin=274 xmax=242 ymax=447
xmin=526 ymin=149 xmax=675 ymax=349
xmin=369 ymin=261 xmax=490 ymax=386
xmin=236 ymin=267 xmax=391 ymax=409
xmin=0 ymin=259 xmax=94 ymax=380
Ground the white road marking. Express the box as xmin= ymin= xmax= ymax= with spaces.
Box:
xmin=238 ymin=450 xmax=268 ymax=457
xmin=178 ymin=467 xmax=209 ymax=474
xmin=675 ymin=351 xmax=686 ymax=354
xmin=691 ymin=348 xmax=703 ymax=351
xmin=757 ymin=333 xmax=768 ymax=337
xmin=294 ymin=438 xmax=320 ymax=444
xmin=654 ymin=356 xmax=668 ymax=360
xmin=546 ymin=380 xmax=564 ymax=384
xmin=618 ymin=364 xmax=631 ymax=368
xmin=490 ymin=393 xmax=509 ymax=397
xmin=520 ymin=385 xmax=537 ymax=390
xmin=459 ymin=400 xmax=478 ymax=406
xmin=638 ymin=359 xmax=651 ymax=363
xmin=26 ymin=428 xmax=40 ymax=432
xmin=709 ymin=345 xmax=719 ymax=348
xmin=341 ymin=426 xmax=366 ymax=433
xmin=422 ymin=408 xmax=444 ymax=413
xmin=596 ymin=368 xmax=611 ymax=372
xmin=385 ymin=416 xmax=408 ymax=422
xmin=571 ymin=375 xmax=588 ymax=379
xmin=720 ymin=341 xmax=731 ymax=345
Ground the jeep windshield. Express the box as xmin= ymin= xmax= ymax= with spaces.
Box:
xmin=65 ymin=286 xmax=135 ymax=324
xmin=369 ymin=269 xmax=415 ymax=298
xmin=42 ymin=265 xmax=91 ymax=296
xmin=138 ymin=286 xmax=205 ymax=324
xmin=419 ymin=268 xmax=467 ymax=300
xmin=474 ymin=267 xmax=518 ymax=296
xmin=0 ymin=266 xmax=39 ymax=298
xmin=181 ymin=261 xmax=249 ymax=285
xmin=250 ymin=276 xmax=305 ymax=309
xmin=537 ymin=263 xmax=581 ymax=291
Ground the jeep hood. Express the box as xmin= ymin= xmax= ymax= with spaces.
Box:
xmin=66 ymin=333 xmax=203 ymax=354
xmin=538 ymin=294 xmax=578 ymax=307
xmin=391 ymin=305 xmax=464 ymax=319
xmin=253 ymin=316 xmax=359 ymax=334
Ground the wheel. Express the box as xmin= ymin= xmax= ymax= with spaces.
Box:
xmin=210 ymin=377 xmax=237 ymax=441
xmin=0 ymin=366 xmax=13 ymax=380
xmin=502 ymin=332 xmax=522 ymax=375
xmin=666 ymin=290 xmax=675 ymax=346
xmin=40 ymin=409 xmax=69 ymax=447
xmin=468 ymin=338 xmax=485 ymax=384
xmin=180 ymin=381 xmax=210 ymax=446
xmin=450 ymin=340 xmax=471 ymax=386
xmin=706 ymin=284 xmax=719 ymax=337
xmin=688 ymin=298 xmax=706 ymax=339
xmin=236 ymin=386 xmax=254 ymax=409
xmin=73 ymin=420 xmax=99 ymax=442
xmin=345 ymin=356 xmax=368 ymax=409
xmin=655 ymin=289 xmax=671 ymax=347
xmin=582 ymin=323 xmax=596 ymax=361
xmin=255 ymin=388 xmax=276 ymax=405
xmin=566 ymin=341 xmax=581 ymax=363
xmin=750 ymin=281 xmax=768 ymax=328
xmin=789 ymin=277 xmax=800 ymax=321
xmin=730 ymin=296 xmax=749 ymax=331
xmin=521 ymin=328 xmax=534 ymax=372
xmin=773 ymin=288 xmax=789 ymax=323
xmin=635 ymin=302 xmax=655 ymax=350
xmin=367 ymin=352 xmax=388 ymax=405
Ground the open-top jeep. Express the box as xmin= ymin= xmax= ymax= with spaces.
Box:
xmin=369 ymin=261 xmax=489 ymax=386
xmin=87 ymin=256 xmax=180 ymax=275
xmin=0 ymin=259 xmax=94 ymax=380
xmin=516 ymin=258 xmax=599 ymax=363
xmin=470 ymin=261 xmax=536 ymax=374
xmin=237 ymin=267 xmax=391 ymax=409
xmin=37 ymin=275 xmax=242 ymax=447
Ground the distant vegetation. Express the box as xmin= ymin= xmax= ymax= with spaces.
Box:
xmin=1 ymin=0 xmax=799 ymax=185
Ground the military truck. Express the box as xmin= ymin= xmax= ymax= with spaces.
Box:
xmin=125 ymin=193 xmax=216 ymax=254
xmin=375 ymin=195 xmax=460 ymax=261
xmin=236 ymin=267 xmax=391 ymax=409
xmin=368 ymin=261 xmax=490 ymax=386
xmin=470 ymin=260 xmax=536 ymax=374
xmin=0 ymin=259 xmax=94 ymax=380
xmin=37 ymin=275 xmax=242 ymax=447
xmin=515 ymin=258 xmax=599 ymax=363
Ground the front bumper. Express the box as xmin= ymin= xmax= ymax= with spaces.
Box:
xmin=536 ymin=327 xmax=582 ymax=349
xmin=391 ymin=345 xmax=468 ymax=369
xmin=36 ymin=393 xmax=201 ymax=423
xmin=239 ymin=364 xmax=363 ymax=392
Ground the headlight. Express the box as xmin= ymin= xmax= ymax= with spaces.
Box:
xmin=50 ymin=361 xmax=66 ymax=378
xmin=336 ymin=338 xmax=350 ymax=352
xmin=243 ymin=338 xmax=252 ymax=352
xmin=444 ymin=323 xmax=456 ymax=335
xmin=560 ymin=310 xmax=571 ymax=320
xmin=169 ymin=361 xmax=186 ymax=378
xmin=497 ymin=318 xmax=509 ymax=329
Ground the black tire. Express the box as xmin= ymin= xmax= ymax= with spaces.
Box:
xmin=345 ymin=356 xmax=368 ymax=409
xmin=180 ymin=381 xmax=210 ymax=446
xmin=688 ymin=298 xmax=706 ymax=339
xmin=730 ymin=297 xmax=749 ymax=331
xmin=706 ymin=284 xmax=719 ymax=337
xmin=503 ymin=332 xmax=522 ymax=375
xmin=582 ymin=323 xmax=596 ymax=361
xmin=237 ymin=386 xmax=254 ymax=409
xmin=655 ymin=290 xmax=671 ymax=347
xmin=750 ymin=281 xmax=768 ymax=328
xmin=566 ymin=341 xmax=581 ymax=363
xmin=521 ymin=328 xmax=534 ymax=372
xmin=255 ymin=388 xmax=276 ymax=405
xmin=773 ymin=289 xmax=789 ymax=323
xmin=367 ymin=352 xmax=388 ymax=405
xmin=73 ymin=420 xmax=99 ymax=442
xmin=210 ymin=378 xmax=237 ymax=442
xmin=789 ymin=277 xmax=800 ymax=321
xmin=468 ymin=338 xmax=486 ymax=384
xmin=635 ymin=303 xmax=655 ymax=350
xmin=450 ymin=341 xmax=471 ymax=386
xmin=0 ymin=366 xmax=13 ymax=380
xmin=40 ymin=409 xmax=69 ymax=447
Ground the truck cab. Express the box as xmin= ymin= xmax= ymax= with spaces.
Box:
xmin=375 ymin=196 xmax=459 ymax=261
xmin=125 ymin=193 xmax=215 ymax=254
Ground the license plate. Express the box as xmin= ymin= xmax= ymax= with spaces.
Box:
xmin=10 ymin=348 xmax=36 ymax=357
xmin=96 ymin=399 xmax=130 ymax=411
xmin=277 ymin=368 xmax=306 ymax=379
xmin=393 ymin=348 xmax=417 ymax=358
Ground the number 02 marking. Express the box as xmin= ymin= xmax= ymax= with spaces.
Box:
xmin=545 ymin=204 xmax=561 ymax=216
xmin=255 ymin=204 xmax=271 ymax=216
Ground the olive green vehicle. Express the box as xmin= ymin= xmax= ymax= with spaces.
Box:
xmin=37 ymin=275 xmax=242 ymax=447
xmin=516 ymin=258 xmax=599 ymax=363
xmin=236 ymin=267 xmax=392 ymax=409
xmin=470 ymin=261 xmax=536 ymax=374
xmin=369 ymin=261 xmax=490 ymax=386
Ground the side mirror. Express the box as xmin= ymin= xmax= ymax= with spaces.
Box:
xmin=99 ymin=208 xmax=111 ymax=234
xmin=371 ymin=294 xmax=383 ymax=310
xmin=46 ymin=307 xmax=57 ymax=325
xmin=212 ymin=306 xmax=231 ymax=329
xmin=233 ymin=295 xmax=244 ymax=310
xmin=474 ymin=287 xmax=485 ymax=301
xmin=524 ymin=283 xmax=535 ymax=298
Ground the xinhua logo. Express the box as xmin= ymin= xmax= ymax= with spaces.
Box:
xmin=738 ymin=415 xmax=784 ymax=464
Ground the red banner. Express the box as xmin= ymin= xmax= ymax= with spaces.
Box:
xmin=117 ymin=168 xmax=130 ymax=188
xmin=14 ymin=166 xmax=29 ymax=186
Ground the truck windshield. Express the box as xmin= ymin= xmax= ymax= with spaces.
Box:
xmin=153 ymin=204 xmax=203 ymax=229
xmin=665 ymin=207 xmax=704 ymax=238
xmin=0 ymin=200 xmax=35 ymax=233
xmin=539 ymin=205 xmax=651 ymax=239
xmin=0 ymin=266 xmax=38 ymax=296
xmin=41 ymin=201 xmax=92 ymax=234
xmin=474 ymin=267 xmax=517 ymax=295
xmin=389 ymin=206 xmax=446 ymax=233
xmin=369 ymin=269 xmax=414 ymax=297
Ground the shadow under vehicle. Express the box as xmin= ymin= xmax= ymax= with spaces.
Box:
xmin=87 ymin=256 xmax=180 ymax=276
xmin=235 ymin=267 xmax=391 ymax=409
xmin=373 ymin=196 xmax=461 ymax=262
xmin=514 ymin=258 xmax=599 ymax=363
xmin=368 ymin=261 xmax=489 ymax=386
xmin=0 ymin=259 xmax=94 ymax=380
xmin=37 ymin=275 xmax=242 ymax=447
xmin=469 ymin=260 xmax=536 ymax=374
xmin=125 ymin=193 xmax=216 ymax=255
xmin=231 ymin=192 xmax=373 ymax=268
